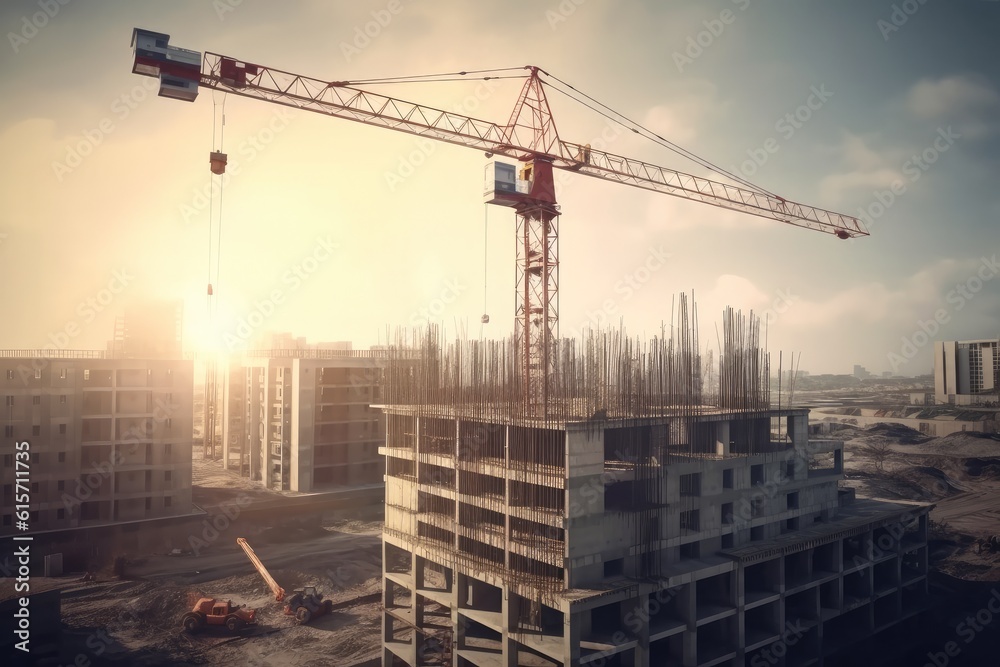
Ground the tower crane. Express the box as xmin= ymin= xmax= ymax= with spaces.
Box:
xmin=130 ymin=28 xmax=868 ymax=411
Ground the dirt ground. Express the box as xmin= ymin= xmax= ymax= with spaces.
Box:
xmin=190 ymin=448 xmax=310 ymax=506
xmin=837 ymin=423 xmax=1000 ymax=581
xmin=52 ymin=456 xmax=385 ymax=667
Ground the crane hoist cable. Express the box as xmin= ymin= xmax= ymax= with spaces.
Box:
xmin=540 ymin=72 xmax=774 ymax=196
xmin=207 ymin=92 xmax=228 ymax=310
xmin=481 ymin=202 xmax=490 ymax=330
xmin=214 ymin=92 xmax=227 ymax=305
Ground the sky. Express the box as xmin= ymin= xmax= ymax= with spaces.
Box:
xmin=0 ymin=0 xmax=998 ymax=375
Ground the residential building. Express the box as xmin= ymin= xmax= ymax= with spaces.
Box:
xmin=380 ymin=407 xmax=931 ymax=667
xmin=933 ymin=339 xmax=1000 ymax=405
xmin=378 ymin=328 xmax=931 ymax=667
xmin=1 ymin=352 xmax=194 ymax=535
xmin=220 ymin=349 xmax=390 ymax=491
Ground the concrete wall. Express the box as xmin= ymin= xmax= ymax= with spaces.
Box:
xmin=0 ymin=356 xmax=193 ymax=536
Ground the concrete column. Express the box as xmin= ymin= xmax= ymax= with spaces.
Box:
xmin=564 ymin=609 xmax=584 ymax=666
xmin=504 ymin=425 xmax=511 ymax=569
xmin=788 ymin=413 xmax=808 ymax=450
xmin=634 ymin=593 xmax=651 ymax=667
xmin=715 ymin=420 xmax=730 ymax=456
xmin=502 ymin=591 xmax=519 ymax=667
xmin=680 ymin=584 xmax=697 ymax=667
xmin=414 ymin=554 xmax=425 ymax=588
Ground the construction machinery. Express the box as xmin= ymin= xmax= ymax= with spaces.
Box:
xmin=181 ymin=597 xmax=257 ymax=634
xmin=237 ymin=537 xmax=333 ymax=624
xmin=129 ymin=28 xmax=868 ymax=413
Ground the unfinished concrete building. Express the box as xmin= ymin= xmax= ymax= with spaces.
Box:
xmin=221 ymin=350 xmax=388 ymax=491
xmin=379 ymin=306 xmax=931 ymax=667
xmin=1 ymin=352 xmax=193 ymax=535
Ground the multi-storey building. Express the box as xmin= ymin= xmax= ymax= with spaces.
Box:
xmin=221 ymin=350 xmax=389 ymax=491
xmin=934 ymin=339 xmax=1000 ymax=405
xmin=377 ymin=323 xmax=931 ymax=667
xmin=380 ymin=408 xmax=931 ymax=667
xmin=0 ymin=352 xmax=194 ymax=535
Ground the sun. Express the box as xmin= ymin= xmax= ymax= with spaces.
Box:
xmin=184 ymin=303 xmax=228 ymax=357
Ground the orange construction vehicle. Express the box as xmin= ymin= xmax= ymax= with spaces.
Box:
xmin=237 ymin=537 xmax=333 ymax=624
xmin=181 ymin=597 xmax=257 ymax=634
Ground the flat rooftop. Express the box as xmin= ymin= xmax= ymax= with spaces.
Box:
xmin=722 ymin=497 xmax=934 ymax=563
xmin=375 ymin=403 xmax=807 ymax=428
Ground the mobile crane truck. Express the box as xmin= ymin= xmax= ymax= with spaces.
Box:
xmin=237 ymin=537 xmax=334 ymax=624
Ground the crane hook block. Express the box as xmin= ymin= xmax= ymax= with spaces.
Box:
xmin=210 ymin=152 xmax=228 ymax=175
xmin=481 ymin=314 xmax=490 ymax=324
xmin=207 ymin=283 xmax=214 ymax=296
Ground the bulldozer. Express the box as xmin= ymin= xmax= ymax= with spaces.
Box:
xmin=181 ymin=597 xmax=257 ymax=633
xmin=237 ymin=537 xmax=333 ymax=624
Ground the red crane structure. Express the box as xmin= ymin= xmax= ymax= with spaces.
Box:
xmin=131 ymin=28 xmax=867 ymax=409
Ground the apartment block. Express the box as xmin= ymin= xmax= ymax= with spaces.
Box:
xmin=380 ymin=408 xmax=931 ymax=667
xmin=221 ymin=350 xmax=389 ymax=491
xmin=377 ymin=317 xmax=931 ymax=667
xmin=1 ymin=352 xmax=194 ymax=535
xmin=934 ymin=339 xmax=1000 ymax=405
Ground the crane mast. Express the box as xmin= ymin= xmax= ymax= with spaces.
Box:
xmin=130 ymin=29 xmax=868 ymax=410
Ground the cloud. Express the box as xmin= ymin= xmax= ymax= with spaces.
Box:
xmin=643 ymin=188 xmax=773 ymax=233
xmin=685 ymin=256 xmax=1000 ymax=374
xmin=905 ymin=75 xmax=1000 ymax=139
xmin=818 ymin=132 xmax=905 ymax=203
xmin=639 ymin=80 xmax=727 ymax=147
xmin=774 ymin=256 xmax=999 ymax=331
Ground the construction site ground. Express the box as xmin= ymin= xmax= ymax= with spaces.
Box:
xmin=835 ymin=423 xmax=1000 ymax=580
xmin=42 ymin=427 xmax=1000 ymax=666
xmin=49 ymin=453 xmax=385 ymax=667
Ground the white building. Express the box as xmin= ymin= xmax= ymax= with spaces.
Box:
xmin=933 ymin=339 xmax=1000 ymax=405
xmin=220 ymin=349 xmax=391 ymax=491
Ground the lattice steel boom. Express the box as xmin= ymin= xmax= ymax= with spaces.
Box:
xmin=131 ymin=29 xmax=869 ymax=408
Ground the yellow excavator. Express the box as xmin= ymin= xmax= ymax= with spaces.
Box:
xmin=237 ymin=537 xmax=333 ymax=624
